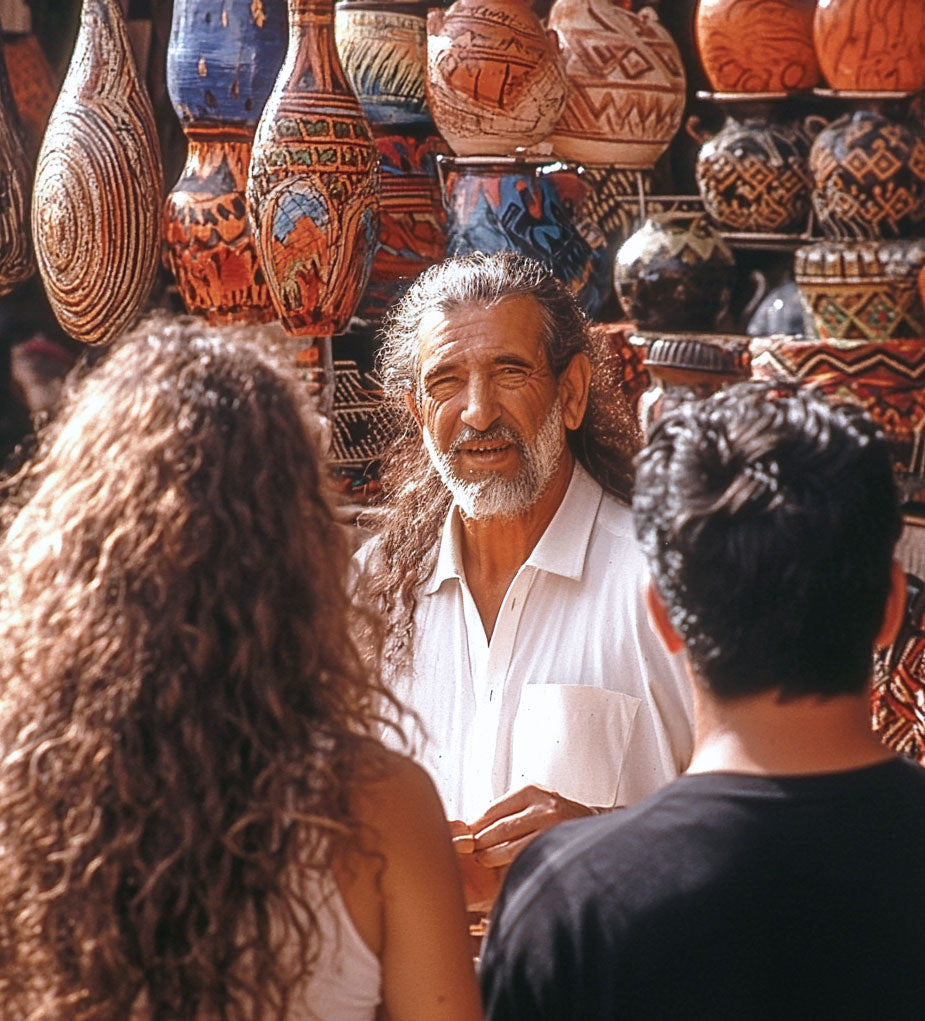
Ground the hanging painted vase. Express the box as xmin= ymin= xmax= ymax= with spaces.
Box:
xmin=809 ymin=109 xmax=925 ymax=240
xmin=31 ymin=0 xmax=162 ymax=345
xmin=438 ymin=154 xmax=611 ymax=318
xmin=814 ymin=0 xmax=925 ymax=92
xmin=335 ymin=1 xmax=431 ymax=125
xmin=426 ymin=0 xmax=568 ymax=157
xmin=0 ymin=37 xmax=35 ymax=295
xmin=357 ymin=125 xmax=447 ymax=320
xmin=163 ymin=0 xmax=287 ymax=325
xmin=547 ymin=0 xmax=686 ymax=168
xmin=247 ymin=0 xmax=381 ymax=337
xmin=613 ymin=213 xmax=737 ymax=332
xmin=695 ymin=0 xmax=820 ymax=93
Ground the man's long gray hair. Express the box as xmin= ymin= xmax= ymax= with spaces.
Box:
xmin=359 ymin=251 xmax=640 ymax=670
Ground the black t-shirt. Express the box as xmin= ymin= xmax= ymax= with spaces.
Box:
xmin=480 ymin=759 xmax=925 ymax=1020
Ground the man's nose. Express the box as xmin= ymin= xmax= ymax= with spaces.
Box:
xmin=459 ymin=375 xmax=501 ymax=432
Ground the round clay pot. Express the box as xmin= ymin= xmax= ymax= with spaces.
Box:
xmin=695 ymin=0 xmax=820 ymax=93
xmin=809 ymin=109 xmax=925 ymax=240
xmin=613 ymin=213 xmax=736 ymax=332
xmin=814 ymin=0 xmax=925 ymax=92
xmin=547 ymin=0 xmax=685 ymax=168
xmin=793 ymin=239 xmax=925 ymax=341
xmin=643 ymin=330 xmax=750 ymax=390
xmin=425 ymin=0 xmax=567 ymax=156
xmin=693 ymin=113 xmax=823 ymax=233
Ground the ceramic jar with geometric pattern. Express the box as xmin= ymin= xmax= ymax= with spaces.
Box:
xmin=547 ymin=0 xmax=685 ymax=168
xmin=794 ymin=240 xmax=925 ymax=341
xmin=809 ymin=109 xmax=925 ymax=240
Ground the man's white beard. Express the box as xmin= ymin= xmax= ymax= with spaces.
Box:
xmin=423 ymin=400 xmax=566 ymax=519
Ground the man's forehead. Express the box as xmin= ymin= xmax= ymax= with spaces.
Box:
xmin=416 ymin=296 xmax=545 ymax=350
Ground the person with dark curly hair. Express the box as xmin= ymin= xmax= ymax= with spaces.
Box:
xmin=480 ymin=381 xmax=925 ymax=1018
xmin=0 ymin=317 xmax=483 ymax=1021
xmin=356 ymin=252 xmax=693 ymax=911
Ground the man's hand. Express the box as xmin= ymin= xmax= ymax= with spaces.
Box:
xmin=449 ymin=818 xmax=505 ymax=913
xmin=470 ymin=785 xmax=596 ymax=869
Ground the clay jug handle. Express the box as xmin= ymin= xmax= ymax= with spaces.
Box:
xmin=427 ymin=8 xmax=444 ymax=33
xmin=547 ymin=27 xmax=562 ymax=54
xmin=801 ymin=114 xmax=828 ymax=140
xmin=686 ymin=114 xmax=712 ymax=146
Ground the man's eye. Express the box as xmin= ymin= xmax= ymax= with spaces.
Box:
xmin=498 ymin=367 xmax=528 ymax=384
xmin=426 ymin=378 xmax=461 ymax=399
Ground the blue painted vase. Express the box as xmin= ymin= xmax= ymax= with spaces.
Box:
xmin=438 ymin=155 xmax=611 ymax=319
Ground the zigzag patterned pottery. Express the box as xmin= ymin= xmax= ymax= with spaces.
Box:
xmin=809 ymin=109 xmax=925 ymax=241
xmin=438 ymin=155 xmax=611 ymax=318
xmin=613 ymin=213 xmax=736 ymax=332
xmin=749 ymin=336 xmax=925 ymax=505
xmin=425 ymin=0 xmax=568 ymax=157
xmin=357 ymin=125 xmax=447 ymax=320
xmin=164 ymin=0 xmax=287 ymax=325
xmin=814 ymin=0 xmax=925 ymax=92
xmin=693 ymin=114 xmax=822 ymax=233
xmin=794 ymin=240 xmax=925 ymax=341
xmin=0 ymin=40 xmax=34 ymax=296
xmin=546 ymin=0 xmax=685 ymax=168
xmin=32 ymin=0 xmax=162 ymax=345
xmin=335 ymin=1 xmax=431 ymax=125
xmin=247 ymin=0 xmax=381 ymax=337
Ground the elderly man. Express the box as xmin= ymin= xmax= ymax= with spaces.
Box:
xmin=357 ymin=252 xmax=692 ymax=902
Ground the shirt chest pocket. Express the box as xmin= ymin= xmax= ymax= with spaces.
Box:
xmin=508 ymin=685 xmax=641 ymax=809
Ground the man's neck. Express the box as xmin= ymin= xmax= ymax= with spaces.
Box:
xmin=687 ymin=682 xmax=894 ymax=778
xmin=458 ymin=456 xmax=574 ymax=639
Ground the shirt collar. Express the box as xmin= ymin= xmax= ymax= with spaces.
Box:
xmin=423 ymin=462 xmax=604 ymax=594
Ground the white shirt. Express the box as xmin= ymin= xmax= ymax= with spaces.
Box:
xmin=374 ymin=463 xmax=694 ymax=821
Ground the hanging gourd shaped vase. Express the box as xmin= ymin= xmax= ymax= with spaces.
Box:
xmin=247 ymin=0 xmax=381 ymax=337
xmin=32 ymin=0 xmax=162 ymax=345
xmin=0 ymin=36 xmax=35 ymax=296
xmin=164 ymin=0 xmax=287 ymax=325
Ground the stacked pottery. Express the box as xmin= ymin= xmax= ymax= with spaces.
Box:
xmin=0 ymin=36 xmax=35 ymax=296
xmin=32 ymin=0 xmax=163 ymax=345
xmin=695 ymin=0 xmax=820 ymax=93
xmin=164 ymin=0 xmax=287 ymax=325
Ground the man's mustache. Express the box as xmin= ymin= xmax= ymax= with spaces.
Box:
xmin=449 ymin=425 xmax=524 ymax=455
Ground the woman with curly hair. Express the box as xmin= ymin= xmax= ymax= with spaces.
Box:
xmin=0 ymin=318 xmax=482 ymax=1021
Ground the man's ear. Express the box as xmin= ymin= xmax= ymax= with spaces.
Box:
xmin=558 ymin=352 xmax=591 ymax=431
xmin=645 ymin=580 xmax=685 ymax=655
xmin=404 ymin=390 xmax=424 ymax=431
xmin=876 ymin=560 xmax=908 ymax=651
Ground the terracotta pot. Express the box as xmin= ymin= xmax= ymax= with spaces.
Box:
xmin=247 ymin=0 xmax=381 ymax=337
xmin=613 ymin=213 xmax=736 ymax=332
xmin=643 ymin=330 xmax=750 ymax=391
xmin=335 ymin=1 xmax=431 ymax=125
xmin=793 ymin=240 xmax=925 ymax=341
xmin=425 ymin=0 xmax=568 ymax=156
xmin=438 ymin=154 xmax=610 ymax=318
xmin=32 ymin=0 xmax=162 ymax=345
xmin=164 ymin=0 xmax=287 ymax=325
xmin=693 ymin=113 xmax=823 ymax=233
xmin=0 ymin=39 xmax=34 ymax=296
xmin=357 ymin=125 xmax=448 ymax=320
xmin=695 ymin=0 xmax=819 ymax=93
xmin=0 ymin=32 xmax=59 ymax=160
xmin=814 ymin=0 xmax=925 ymax=92
xmin=576 ymin=166 xmax=652 ymax=250
xmin=547 ymin=1 xmax=685 ymax=168
xmin=809 ymin=109 xmax=925 ymax=240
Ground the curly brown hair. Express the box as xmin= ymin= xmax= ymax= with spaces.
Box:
xmin=0 ymin=317 xmax=392 ymax=1019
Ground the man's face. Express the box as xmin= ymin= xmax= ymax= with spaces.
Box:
xmin=407 ymin=296 xmax=585 ymax=519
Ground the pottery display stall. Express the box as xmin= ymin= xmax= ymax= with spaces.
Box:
xmin=814 ymin=0 xmax=925 ymax=93
xmin=695 ymin=0 xmax=819 ymax=94
xmin=809 ymin=109 xmax=925 ymax=241
xmin=613 ymin=213 xmax=737 ymax=333
xmin=439 ymin=154 xmax=611 ymax=318
xmin=32 ymin=0 xmax=162 ymax=345
xmin=247 ymin=0 xmax=381 ymax=337
xmin=794 ymin=240 xmax=925 ymax=341
xmin=692 ymin=114 xmax=823 ymax=233
xmin=0 ymin=42 xmax=34 ymax=295
xmin=163 ymin=0 xmax=287 ymax=325
xmin=547 ymin=0 xmax=686 ymax=168
xmin=335 ymin=1 xmax=431 ymax=125
xmin=425 ymin=0 xmax=568 ymax=157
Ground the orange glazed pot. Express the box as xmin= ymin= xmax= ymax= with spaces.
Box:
xmin=814 ymin=0 xmax=925 ymax=92
xmin=695 ymin=0 xmax=819 ymax=94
